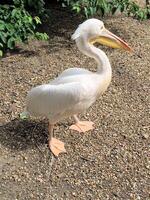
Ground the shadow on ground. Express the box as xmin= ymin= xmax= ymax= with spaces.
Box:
xmin=0 ymin=118 xmax=72 ymax=151
xmin=0 ymin=119 xmax=48 ymax=151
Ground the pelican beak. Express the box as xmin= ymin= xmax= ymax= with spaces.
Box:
xmin=89 ymin=28 xmax=132 ymax=52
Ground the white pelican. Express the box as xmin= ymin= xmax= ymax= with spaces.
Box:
xmin=26 ymin=19 xmax=131 ymax=156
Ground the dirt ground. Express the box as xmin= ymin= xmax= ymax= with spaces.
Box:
xmin=0 ymin=6 xmax=150 ymax=200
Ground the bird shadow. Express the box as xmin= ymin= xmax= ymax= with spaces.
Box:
xmin=0 ymin=119 xmax=47 ymax=151
xmin=0 ymin=118 xmax=71 ymax=151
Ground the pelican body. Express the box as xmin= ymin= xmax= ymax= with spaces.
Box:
xmin=26 ymin=19 xmax=131 ymax=156
xmin=27 ymin=68 xmax=110 ymax=123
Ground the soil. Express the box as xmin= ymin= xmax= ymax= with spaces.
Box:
xmin=0 ymin=6 xmax=150 ymax=200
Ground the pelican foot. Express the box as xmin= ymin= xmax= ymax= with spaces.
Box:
xmin=49 ymin=137 xmax=66 ymax=157
xmin=69 ymin=121 xmax=94 ymax=133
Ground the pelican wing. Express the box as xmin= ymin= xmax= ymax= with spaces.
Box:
xmin=50 ymin=68 xmax=92 ymax=85
xmin=27 ymin=82 xmax=87 ymax=117
xmin=58 ymin=68 xmax=92 ymax=77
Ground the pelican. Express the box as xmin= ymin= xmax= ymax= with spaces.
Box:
xmin=26 ymin=19 xmax=131 ymax=156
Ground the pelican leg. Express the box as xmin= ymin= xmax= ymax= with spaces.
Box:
xmin=69 ymin=115 xmax=94 ymax=133
xmin=48 ymin=123 xmax=66 ymax=157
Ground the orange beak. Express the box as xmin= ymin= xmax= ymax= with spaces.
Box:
xmin=89 ymin=28 xmax=132 ymax=52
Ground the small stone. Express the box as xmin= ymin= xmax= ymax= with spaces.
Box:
xmin=72 ymin=192 xmax=76 ymax=196
xmin=142 ymin=132 xmax=149 ymax=139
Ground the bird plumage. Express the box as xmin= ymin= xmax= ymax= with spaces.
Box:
xmin=27 ymin=70 xmax=104 ymax=123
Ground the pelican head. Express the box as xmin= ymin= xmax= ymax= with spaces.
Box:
xmin=72 ymin=18 xmax=132 ymax=52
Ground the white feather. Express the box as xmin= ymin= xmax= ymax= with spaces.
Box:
xmin=27 ymin=75 xmax=98 ymax=123
xmin=72 ymin=18 xmax=104 ymax=40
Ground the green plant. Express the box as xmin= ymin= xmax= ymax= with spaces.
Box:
xmin=59 ymin=0 xmax=110 ymax=18
xmin=0 ymin=4 xmax=48 ymax=56
xmin=108 ymin=0 xmax=130 ymax=14
xmin=13 ymin=0 xmax=45 ymax=15
xmin=72 ymin=0 xmax=110 ymax=18
xmin=60 ymin=0 xmax=150 ymax=20
xmin=128 ymin=1 xmax=150 ymax=20
xmin=110 ymin=0 xmax=150 ymax=20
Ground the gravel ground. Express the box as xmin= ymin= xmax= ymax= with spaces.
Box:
xmin=0 ymin=6 xmax=150 ymax=200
